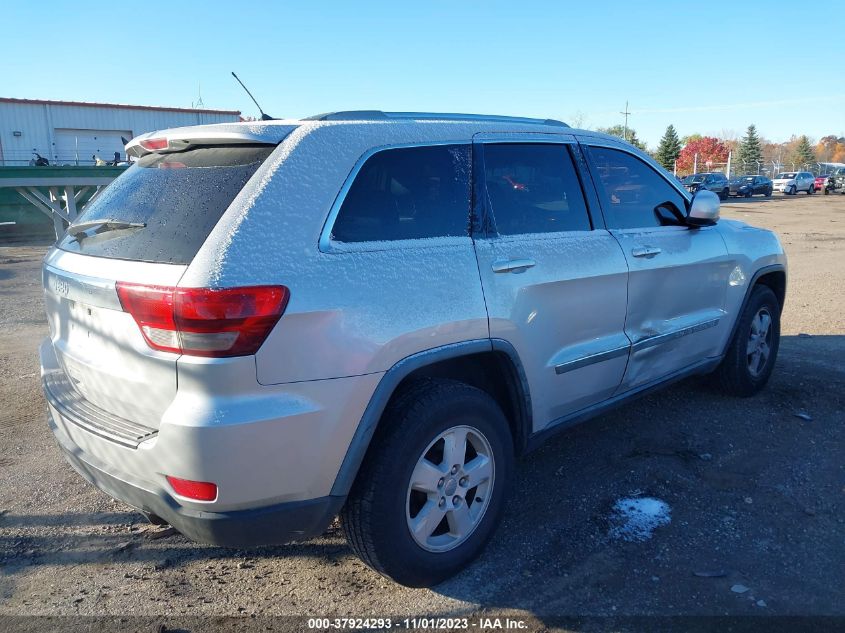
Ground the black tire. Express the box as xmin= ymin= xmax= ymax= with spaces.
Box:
xmin=807 ymin=184 xmax=814 ymax=194
xmin=788 ymin=185 xmax=795 ymax=195
xmin=720 ymin=188 xmax=729 ymax=201
xmin=745 ymin=190 xmax=752 ymax=199
xmin=765 ymin=188 xmax=772 ymax=197
xmin=712 ymin=285 xmax=780 ymax=397
xmin=341 ymin=378 xmax=514 ymax=587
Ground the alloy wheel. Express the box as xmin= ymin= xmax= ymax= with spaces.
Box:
xmin=406 ymin=425 xmax=495 ymax=553
xmin=747 ymin=307 xmax=773 ymax=377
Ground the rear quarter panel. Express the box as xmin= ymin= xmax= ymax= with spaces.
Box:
xmin=180 ymin=121 xmax=493 ymax=384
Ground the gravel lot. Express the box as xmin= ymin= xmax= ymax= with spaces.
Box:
xmin=1 ymin=193 xmax=843 ymax=629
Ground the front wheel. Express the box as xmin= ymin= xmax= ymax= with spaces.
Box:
xmin=341 ymin=379 xmax=513 ymax=587
xmin=712 ymin=285 xmax=780 ymax=397
xmin=788 ymin=185 xmax=796 ymax=195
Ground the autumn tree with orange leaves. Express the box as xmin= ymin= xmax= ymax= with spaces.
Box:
xmin=676 ymin=137 xmax=729 ymax=174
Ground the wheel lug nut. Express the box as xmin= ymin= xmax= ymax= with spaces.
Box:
xmin=459 ymin=477 xmax=468 ymax=487
xmin=439 ymin=497 xmax=446 ymax=508
xmin=451 ymin=465 xmax=459 ymax=475
xmin=437 ymin=478 xmax=444 ymax=488
xmin=452 ymin=495 xmax=461 ymax=506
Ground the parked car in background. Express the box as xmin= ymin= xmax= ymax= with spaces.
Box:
xmin=814 ymin=175 xmax=831 ymax=192
xmin=772 ymin=171 xmax=815 ymax=195
xmin=39 ymin=112 xmax=788 ymax=587
xmin=682 ymin=172 xmax=730 ymax=200
xmin=831 ymin=167 xmax=845 ymax=193
xmin=729 ymin=175 xmax=773 ymax=198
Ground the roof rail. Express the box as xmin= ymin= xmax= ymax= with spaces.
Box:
xmin=305 ymin=111 xmax=569 ymax=127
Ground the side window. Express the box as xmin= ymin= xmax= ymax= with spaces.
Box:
xmin=588 ymin=146 xmax=688 ymax=230
xmin=331 ymin=144 xmax=470 ymax=243
xmin=482 ymin=143 xmax=591 ymax=235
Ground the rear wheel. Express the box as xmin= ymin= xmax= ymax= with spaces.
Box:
xmin=713 ymin=285 xmax=780 ymax=397
xmin=807 ymin=184 xmax=814 ymax=194
xmin=341 ymin=379 xmax=513 ymax=587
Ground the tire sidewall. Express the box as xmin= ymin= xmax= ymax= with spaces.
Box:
xmin=730 ymin=286 xmax=781 ymax=393
xmin=364 ymin=384 xmax=513 ymax=585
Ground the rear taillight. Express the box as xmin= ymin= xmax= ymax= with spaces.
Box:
xmin=116 ymin=283 xmax=289 ymax=357
xmin=139 ymin=137 xmax=169 ymax=151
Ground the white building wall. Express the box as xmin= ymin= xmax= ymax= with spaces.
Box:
xmin=0 ymin=100 xmax=241 ymax=165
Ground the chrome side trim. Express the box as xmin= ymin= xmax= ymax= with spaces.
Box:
xmin=631 ymin=318 xmax=721 ymax=352
xmin=555 ymin=345 xmax=629 ymax=375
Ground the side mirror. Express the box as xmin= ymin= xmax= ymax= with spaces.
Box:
xmin=687 ymin=189 xmax=720 ymax=226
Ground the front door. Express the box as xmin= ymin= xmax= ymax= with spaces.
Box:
xmin=472 ymin=135 xmax=630 ymax=431
xmin=581 ymin=140 xmax=733 ymax=391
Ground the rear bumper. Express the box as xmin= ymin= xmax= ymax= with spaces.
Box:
xmin=53 ymin=422 xmax=343 ymax=546
xmin=39 ymin=337 xmax=381 ymax=546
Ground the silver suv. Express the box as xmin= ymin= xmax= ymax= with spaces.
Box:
xmin=40 ymin=112 xmax=787 ymax=587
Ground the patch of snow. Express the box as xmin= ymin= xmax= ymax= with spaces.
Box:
xmin=608 ymin=497 xmax=671 ymax=542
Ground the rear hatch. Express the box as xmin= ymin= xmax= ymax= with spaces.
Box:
xmin=43 ymin=139 xmax=280 ymax=432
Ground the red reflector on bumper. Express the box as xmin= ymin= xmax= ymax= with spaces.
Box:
xmin=166 ymin=476 xmax=218 ymax=501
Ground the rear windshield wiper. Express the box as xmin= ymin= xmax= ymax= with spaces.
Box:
xmin=68 ymin=220 xmax=147 ymax=239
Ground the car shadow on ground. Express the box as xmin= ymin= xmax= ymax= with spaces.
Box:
xmin=430 ymin=334 xmax=845 ymax=619
xmin=1 ymin=336 xmax=843 ymax=623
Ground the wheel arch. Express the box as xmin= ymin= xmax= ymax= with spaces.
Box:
xmin=329 ymin=339 xmax=532 ymax=498
xmin=722 ymin=264 xmax=786 ymax=356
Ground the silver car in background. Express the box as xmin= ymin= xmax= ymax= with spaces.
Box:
xmin=40 ymin=112 xmax=787 ymax=587
xmin=772 ymin=171 xmax=815 ymax=195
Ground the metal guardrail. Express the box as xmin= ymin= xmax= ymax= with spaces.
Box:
xmin=0 ymin=166 xmax=127 ymax=239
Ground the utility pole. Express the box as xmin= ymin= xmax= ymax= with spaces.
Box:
xmin=620 ymin=101 xmax=631 ymax=141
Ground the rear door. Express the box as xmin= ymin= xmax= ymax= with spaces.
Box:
xmin=472 ymin=134 xmax=630 ymax=431
xmin=581 ymin=140 xmax=733 ymax=391
xmin=44 ymin=143 xmax=276 ymax=428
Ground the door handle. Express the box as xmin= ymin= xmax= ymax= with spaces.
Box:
xmin=492 ymin=258 xmax=536 ymax=273
xmin=631 ymin=246 xmax=662 ymax=258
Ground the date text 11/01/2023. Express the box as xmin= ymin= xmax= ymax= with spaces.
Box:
xmin=306 ymin=617 xmax=529 ymax=630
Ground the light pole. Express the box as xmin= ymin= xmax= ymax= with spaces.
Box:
xmin=620 ymin=101 xmax=631 ymax=142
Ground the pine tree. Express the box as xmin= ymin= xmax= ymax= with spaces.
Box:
xmin=737 ymin=124 xmax=763 ymax=175
xmin=793 ymin=135 xmax=816 ymax=170
xmin=655 ymin=125 xmax=682 ymax=171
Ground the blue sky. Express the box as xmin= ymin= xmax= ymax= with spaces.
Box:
xmin=3 ymin=1 xmax=843 ymax=147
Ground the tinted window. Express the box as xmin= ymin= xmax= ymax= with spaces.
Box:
xmin=58 ymin=145 xmax=274 ymax=264
xmin=331 ymin=144 xmax=470 ymax=242
xmin=589 ymin=146 xmax=688 ymax=230
xmin=483 ymin=143 xmax=590 ymax=235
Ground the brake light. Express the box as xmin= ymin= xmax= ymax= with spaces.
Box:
xmin=116 ymin=283 xmax=289 ymax=357
xmin=139 ymin=138 xmax=169 ymax=151
xmin=166 ymin=476 xmax=218 ymax=501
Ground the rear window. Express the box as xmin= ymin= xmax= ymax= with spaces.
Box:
xmin=330 ymin=144 xmax=470 ymax=243
xmin=58 ymin=145 xmax=274 ymax=264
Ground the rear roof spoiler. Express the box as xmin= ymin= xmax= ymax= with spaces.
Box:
xmin=126 ymin=123 xmax=298 ymax=157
